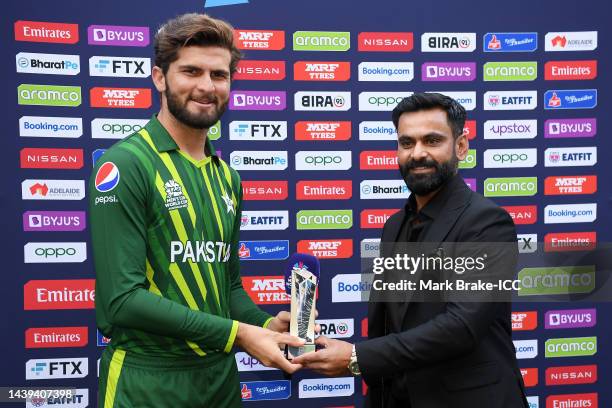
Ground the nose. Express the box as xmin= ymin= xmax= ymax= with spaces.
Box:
xmin=412 ymin=140 xmax=429 ymax=161
xmin=197 ymin=72 xmax=215 ymax=93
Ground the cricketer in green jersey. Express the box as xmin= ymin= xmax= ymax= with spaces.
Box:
xmin=90 ymin=13 xmax=303 ymax=408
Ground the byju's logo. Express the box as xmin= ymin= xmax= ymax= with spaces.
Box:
xmin=294 ymin=91 xmax=351 ymax=111
xmin=484 ymin=91 xmax=537 ymax=110
xmin=421 ymin=33 xmax=476 ymax=52
xmin=88 ymin=25 xmax=149 ymax=47
xmin=544 ymin=118 xmax=596 ymax=139
xmin=545 ymin=309 xmax=596 ymax=330
xmin=421 ymin=62 xmax=475 ymax=82
xmin=484 ymin=177 xmax=537 ymax=197
xmin=545 ymin=31 xmax=597 ymax=51
xmin=16 ymin=52 xmax=80 ymax=75
xmin=238 ymin=240 xmax=289 ymax=261
xmin=295 ymin=151 xmax=352 ymax=171
xmin=229 ymin=121 xmax=287 ymax=141
xmin=89 ymin=56 xmax=151 ymax=78
xmin=544 ymin=147 xmax=597 ymax=167
xmin=229 ymin=90 xmax=286 ymax=111
xmin=544 ymin=203 xmax=597 ymax=224
xmin=483 ymin=148 xmax=537 ymax=168
xmin=358 ymin=92 xmax=412 ymax=111
xmin=26 ymin=357 xmax=88 ymax=379
xmin=293 ymin=31 xmax=350 ymax=51
xmin=544 ymin=89 xmax=597 ymax=110
xmin=23 ymin=210 xmax=86 ymax=232
xmin=230 ymin=151 xmax=288 ymax=171
xmin=240 ymin=211 xmax=288 ymax=231
xmin=296 ymin=210 xmax=353 ymax=230
xmin=18 ymin=84 xmax=81 ymax=107
xmin=484 ymin=119 xmax=537 ymax=139
xmin=19 ymin=116 xmax=83 ymax=138
xmin=483 ymin=32 xmax=538 ymax=52
xmin=545 ymin=337 xmax=597 ymax=358
xmin=359 ymin=121 xmax=396 ymax=141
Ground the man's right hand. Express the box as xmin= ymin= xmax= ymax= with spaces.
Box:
xmin=235 ymin=323 xmax=304 ymax=374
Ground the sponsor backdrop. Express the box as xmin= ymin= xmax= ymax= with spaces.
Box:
xmin=2 ymin=0 xmax=610 ymax=407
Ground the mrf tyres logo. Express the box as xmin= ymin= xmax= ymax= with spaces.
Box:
xmin=294 ymin=61 xmax=350 ymax=81
xmin=242 ymin=276 xmax=289 ymax=305
xmin=90 ymin=87 xmax=152 ymax=108
xmin=234 ymin=30 xmax=285 ymax=50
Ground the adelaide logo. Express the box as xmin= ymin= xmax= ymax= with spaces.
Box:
xmin=95 ymin=162 xmax=120 ymax=192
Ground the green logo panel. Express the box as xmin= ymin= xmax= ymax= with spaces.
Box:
xmin=18 ymin=84 xmax=82 ymax=107
xmin=296 ymin=209 xmax=353 ymax=230
xmin=545 ymin=336 xmax=597 ymax=358
xmin=293 ymin=31 xmax=351 ymax=51
xmin=208 ymin=121 xmax=222 ymax=141
xmin=483 ymin=61 xmax=538 ymax=81
xmin=484 ymin=177 xmax=537 ymax=197
xmin=518 ymin=265 xmax=595 ymax=296
xmin=458 ymin=149 xmax=477 ymax=169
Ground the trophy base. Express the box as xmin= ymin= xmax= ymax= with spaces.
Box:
xmin=287 ymin=343 xmax=315 ymax=359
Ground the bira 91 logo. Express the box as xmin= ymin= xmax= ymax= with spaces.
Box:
xmin=545 ymin=308 xmax=596 ymax=330
xmin=512 ymin=311 xmax=538 ymax=331
xmin=234 ymin=30 xmax=285 ymax=50
xmin=87 ymin=25 xmax=149 ymax=47
xmin=90 ymin=87 xmax=152 ymax=108
xmin=358 ymin=32 xmax=414 ymax=52
xmin=544 ymin=231 xmax=596 ymax=252
xmin=315 ymin=319 xmax=355 ymax=338
xmin=295 ymin=121 xmax=351 ymax=141
xmin=545 ymin=393 xmax=597 ymax=408
xmin=360 ymin=209 xmax=400 ymax=229
xmin=360 ymin=151 xmax=398 ymax=170
xmin=421 ymin=32 xmax=476 ymax=52
xmin=15 ymin=20 xmax=79 ymax=44
xmin=234 ymin=60 xmax=285 ymax=80
xmin=242 ymin=180 xmax=288 ymax=200
xmin=544 ymin=175 xmax=597 ymax=195
xmin=520 ymin=368 xmax=539 ymax=387
xmin=294 ymin=61 xmax=350 ymax=81
xmin=502 ymin=205 xmax=537 ymax=225
xmin=296 ymin=180 xmax=352 ymax=200
xmin=230 ymin=90 xmax=286 ymax=111
xmin=294 ymin=91 xmax=351 ymax=111
xmin=24 ymin=279 xmax=95 ymax=310
xmin=545 ymin=31 xmax=598 ymax=51
xmin=544 ymin=89 xmax=597 ymax=110
xmin=242 ymin=276 xmax=289 ymax=304
xmin=544 ymin=118 xmax=596 ymax=139
xmin=483 ymin=32 xmax=538 ymax=52
xmin=26 ymin=326 xmax=88 ymax=348
xmin=297 ymin=239 xmax=353 ymax=259
xmin=546 ymin=365 xmax=597 ymax=386
xmin=20 ymin=148 xmax=83 ymax=169
xmin=545 ymin=60 xmax=597 ymax=80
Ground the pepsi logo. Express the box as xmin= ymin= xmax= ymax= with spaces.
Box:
xmin=95 ymin=162 xmax=120 ymax=192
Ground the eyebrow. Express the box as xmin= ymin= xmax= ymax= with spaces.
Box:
xmin=398 ymin=131 xmax=449 ymax=141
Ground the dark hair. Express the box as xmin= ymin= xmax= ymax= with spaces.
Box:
xmin=154 ymin=13 xmax=242 ymax=76
xmin=391 ymin=92 xmax=467 ymax=138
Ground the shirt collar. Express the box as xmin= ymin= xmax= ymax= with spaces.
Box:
xmin=144 ymin=114 xmax=219 ymax=159
xmin=405 ymin=173 xmax=463 ymax=220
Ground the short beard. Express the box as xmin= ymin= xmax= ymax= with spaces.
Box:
xmin=165 ymin=83 xmax=227 ymax=130
xmin=400 ymin=154 xmax=458 ymax=196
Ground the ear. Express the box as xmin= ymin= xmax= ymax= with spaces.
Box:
xmin=151 ymin=66 xmax=166 ymax=93
xmin=455 ymin=133 xmax=469 ymax=161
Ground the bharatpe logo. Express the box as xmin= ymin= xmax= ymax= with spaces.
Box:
xmin=545 ymin=309 xmax=596 ymax=329
xmin=88 ymin=25 xmax=149 ymax=47
xmin=545 ymin=31 xmax=598 ymax=51
xmin=235 ymin=352 xmax=278 ymax=372
xmin=19 ymin=116 xmax=83 ymax=138
xmin=358 ymin=62 xmax=414 ymax=82
xmin=359 ymin=121 xmax=397 ymax=141
xmin=296 ymin=209 xmax=353 ymax=230
xmin=25 ymin=388 xmax=89 ymax=408
xmin=361 ymin=238 xmax=380 ymax=258
xmin=240 ymin=380 xmax=291 ymax=401
xmin=358 ymin=92 xmax=412 ymax=111
xmin=23 ymin=210 xmax=86 ymax=232
xmin=316 ymin=319 xmax=354 ymax=338
xmin=230 ymin=90 xmax=286 ymax=111
xmin=544 ymin=89 xmax=597 ymax=110
xmin=240 ymin=211 xmax=289 ymax=231
xmin=484 ymin=91 xmax=537 ymax=110
xmin=483 ymin=32 xmax=538 ymax=52
xmin=18 ymin=84 xmax=81 ymax=107
xmin=234 ymin=30 xmax=285 ymax=50
xmin=544 ymin=147 xmax=597 ymax=167
xmin=293 ymin=31 xmax=350 ymax=51
xmin=458 ymin=149 xmax=476 ymax=169
xmin=484 ymin=119 xmax=537 ymax=139
xmin=332 ymin=274 xmax=372 ymax=302
xmin=483 ymin=61 xmax=537 ymax=81
xmin=360 ymin=180 xmax=409 ymax=199
xmin=421 ymin=32 xmax=476 ymax=52
xmin=295 ymin=151 xmax=352 ymax=171
xmin=91 ymin=118 xmax=148 ymax=139
xmin=229 ymin=121 xmax=287 ymax=141
xmin=545 ymin=118 xmax=596 ymax=138
xmin=16 ymin=52 xmax=80 ymax=75
xmin=299 ymin=377 xmax=355 ymax=398
xmin=238 ymin=240 xmax=289 ymax=260
xmin=89 ymin=56 xmax=151 ymax=78
xmin=513 ymin=339 xmax=538 ymax=359
xmin=544 ymin=203 xmax=597 ymax=224
xmin=25 ymin=357 xmax=88 ymax=380
xmin=294 ymin=91 xmax=351 ymax=111
xmin=24 ymin=242 xmax=87 ymax=263
xmin=430 ymin=91 xmax=476 ymax=111
xmin=484 ymin=177 xmax=537 ymax=197
xmin=230 ymin=151 xmax=288 ymax=171
xmin=545 ymin=337 xmax=597 ymax=358
xmin=518 ymin=266 xmax=595 ymax=296
xmin=483 ymin=148 xmax=537 ymax=168
xmin=22 ymin=179 xmax=85 ymax=201
xmin=421 ymin=62 xmax=475 ymax=82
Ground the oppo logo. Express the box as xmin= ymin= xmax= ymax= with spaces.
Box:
xmin=484 ymin=148 xmax=537 ymax=168
xmin=295 ymin=151 xmax=351 ymax=171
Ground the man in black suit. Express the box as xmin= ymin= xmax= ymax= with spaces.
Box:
xmin=293 ymin=93 xmax=528 ymax=407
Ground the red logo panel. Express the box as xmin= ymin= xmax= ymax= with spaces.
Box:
xmin=295 ymin=121 xmax=351 ymax=141
xmin=296 ymin=180 xmax=352 ymax=200
xmin=20 ymin=148 xmax=83 ymax=169
xmin=297 ymin=239 xmax=353 ymax=259
xmin=242 ymin=276 xmax=289 ymax=305
xmin=234 ymin=30 xmax=285 ymax=50
xmin=512 ymin=311 xmax=538 ymax=331
xmin=545 ymin=60 xmax=597 ymax=80
xmin=358 ymin=32 xmax=414 ymax=52
xmin=25 ymin=326 xmax=88 ymax=348
xmin=294 ymin=61 xmax=350 ymax=81
xmin=360 ymin=151 xmax=398 ymax=170
xmin=546 ymin=393 xmax=597 ymax=408
xmin=14 ymin=20 xmax=79 ymax=44
xmin=544 ymin=232 xmax=596 ymax=252
xmin=360 ymin=209 xmax=400 ymax=229
xmin=242 ymin=181 xmax=288 ymax=200
xmin=502 ymin=205 xmax=537 ymax=225
xmin=90 ymin=87 xmax=152 ymax=108
xmin=520 ymin=368 xmax=539 ymax=387
xmin=464 ymin=120 xmax=477 ymax=140
xmin=24 ymin=279 xmax=95 ymax=310
xmin=544 ymin=175 xmax=597 ymax=195
xmin=546 ymin=365 xmax=598 ymax=386
xmin=234 ymin=60 xmax=286 ymax=80
xmin=361 ymin=318 xmax=368 ymax=337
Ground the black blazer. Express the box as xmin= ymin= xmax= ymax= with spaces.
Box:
xmin=356 ymin=176 xmax=528 ymax=408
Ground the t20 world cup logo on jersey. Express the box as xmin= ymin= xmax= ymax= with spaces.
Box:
xmin=95 ymin=162 xmax=120 ymax=192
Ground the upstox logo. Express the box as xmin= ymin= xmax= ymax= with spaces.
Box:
xmin=483 ymin=61 xmax=537 ymax=81
xmin=16 ymin=52 xmax=80 ymax=75
xmin=359 ymin=92 xmax=412 ymax=111
xmin=484 ymin=119 xmax=537 ymax=140
xmin=545 ymin=337 xmax=597 ymax=358
xmin=518 ymin=266 xmax=595 ymax=296
xmin=484 ymin=177 xmax=537 ymax=197
xmin=296 ymin=210 xmax=353 ymax=230
xmin=293 ymin=31 xmax=350 ymax=51
xmin=18 ymin=84 xmax=81 ymax=107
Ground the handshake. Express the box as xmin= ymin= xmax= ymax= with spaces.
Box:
xmin=235 ymin=310 xmax=355 ymax=377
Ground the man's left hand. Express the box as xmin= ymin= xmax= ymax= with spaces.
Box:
xmin=292 ymin=336 xmax=352 ymax=376
xmin=266 ymin=311 xmax=321 ymax=334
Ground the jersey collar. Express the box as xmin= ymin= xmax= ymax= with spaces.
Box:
xmin=146 ymin=114 xmax=219 ymax=160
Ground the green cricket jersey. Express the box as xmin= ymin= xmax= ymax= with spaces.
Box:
xmin=90 ymin=115 xmax=272 ymax=359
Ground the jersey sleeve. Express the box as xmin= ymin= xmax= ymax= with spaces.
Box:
xmin=90 ymin=145 xmax=238 ymax=352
